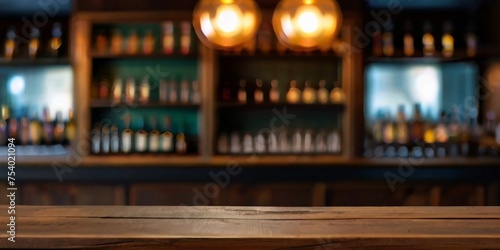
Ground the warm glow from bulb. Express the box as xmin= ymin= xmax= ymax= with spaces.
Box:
xmin=296 ymin=6 xmax=320 ymax=35
xmin=215 ymin=4 xmax=243 ymax=34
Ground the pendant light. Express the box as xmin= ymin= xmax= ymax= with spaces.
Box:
xmin=272 ymin=0 xmax=342 ymax=51
xmin=193 ymin=0 xmax=261 ymax=49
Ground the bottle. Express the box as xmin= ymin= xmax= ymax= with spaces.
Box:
xmin=459 ymin=112 xmax=471 ymax=156
xmin=396 ymin=105 xmax=409 ymax=145
xmin=112 ymin=78 xmax=123 ymax=103
xmin=268 ymin=130 xmax=278 ymax=153
xmin=142 ymin=30 xmax=155 ymax=55
xmin=382 ymin=21 xmax=394 ymax=57
xmin=254 ymin=131 xmax=266 ymax=154
xmin=404 ymin=21 xmax=414 ymax=57
xmin=101 ymin=123 xmax=110 ymax=154
xmin=496 ymin=122 xmax=500 ymax=145
xmin=442 ymin=21 xmax=454 ymax=58
xmin=191 ymin=80 xmax=201 ymax=104
xmin=286 ymin=80 xmax=301 ymax=104
xmin=0 ymin=106 xmax=8 ymax=145
xmin=159 ymin=80 xmax=168 ymax=103
xmin=180 ymin=22 xmax=191 ymax=55
xmin=292 ymin=129 xmax=302 ymax=153
xmin=169 ymin=80 xmax=178 ymax=103
xmin=121 ymin=113 xmax=133 ymax=153
xmin=110 ymin=29 xmax=123 ymax=55
xmin=466 ymin=23 xmax=477 ymax=58
xmin=221 ymin=82 xmax=232 ymax=102
xmin=317 ymin=80 xmax=329 ymax=104
xmin=372 ymin=27 xmax=383 ymax=57
xmin=50 ymin=23 xmax=63 ymax=57
xmin=254 ymin=79 xmax=264 ymax=104
xmin=269 ymin=80 xmax=280 ymax=103
xmin=218 ymin=132 xmax=229 ymax=154
xmin=382 ymin=112 xmax=394 ymax=144
xmin=42 ymin=107 xmax=53 ymax=145
xmin=162 ymin=22 xmax=175 ymax=55
xmin=327 ymin=128 xmax=342 ymax=154
xmin=180 ymin=80 xmax=190 ymax=103
xmin=53 ymin=111 xmax=65 ymax=144
xmin=330 ymin=81 xmax=345 ymax=104
xmin=29 ymin=28 xmax=40 ymax=59
xmin=435 ymin=111 xmax=449 ymax=157
xmin=176 ymin=133 xmax=187 ymax=154
xmin=237 ymin=80 xmax=247 ymax=104
xmin=127 ymin=30 xmax=139 ymax=55
xmin=243 ymin=132 xmax=253 ymax=154
xmin=422 ymin=22 xmax=435 ymax=57
xmin=485 ymin=111 xmax=496 ymax=137
xmin=160 ymin=117 xmax=174 ymax=153
xmin=139 ymin=76 xmax=150 ymax=103
xmin=372 ymin=111 xmax=384 ymax=144
xmin=125 ymin=77 xmax=136 ymax=103
xmin=95 ymin=30 xmax=108 ymax=53
xmin=5 ymin=27 xmax=16 ymax=60
xmin=91 ymin=123 xmax=101 ymax=154
xmin=257 ymin=22 xmax=272 ymax=54
xmin=98 ymin=79 xmax=110 ymax=100
xmin=28 ymin=111 xmax=42 ymax=146
xmin=410 ymin=104 xmax=424 ymax=143
xmin=423 ymin=120 xmax=436 ymax=158
xmin=230 ymin=132 xmax=241 ymax=154
xmin=110 ymin=124 xmax=119 ymax=153
xmin=19 ymin=116 xmax=29 ymax=146
xmin=303 ymin=129 xmax=313 ymax=153
xmin=315 ymin=130 xmax=327 ymax=153
xmin=134 ymin=116 xmax=148 ymax=152
xmin=448 ymin=108 xmax=461 ymax=146
xmin=302 ymin=81 xmax=317 ymax=104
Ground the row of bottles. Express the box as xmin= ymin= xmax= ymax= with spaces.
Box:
xmin=94 ymin=77 xmax=200 ymax=104
xmin=91 ymin=114 xmax=191 ymax=154
xmin=4 ymin=23 xmax=64 ymax=60
xmin=0 ymin=105 xmax=75 ymax=146
xmin=218 ymin=129 xmax=342 ymax=155
xmin=373 ymin=21 xmax=477 ymax=58
xmin=94 ymin=22 xmax=193 ymax=55
xmin=366 ymin=104 xmax=500 ymax=158
xmin=220 ymin=80 xmax=345 ymax=104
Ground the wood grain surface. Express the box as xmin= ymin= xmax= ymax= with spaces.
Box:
xmin=1 ymin=206 xmax=499 ymax=249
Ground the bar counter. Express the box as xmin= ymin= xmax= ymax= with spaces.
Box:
xmin=1 ymin=206 xmax=500 ymax=249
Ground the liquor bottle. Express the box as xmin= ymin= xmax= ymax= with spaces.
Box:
xmin=466 ymin=23 xmax=477 ymax=58
xmin=317 ymin=80 xmax=329 ymax=104
xmin=410 ymin=104 xmax=424 ymax=143
xmin=396 ymin=105 xmax=409 ymax=145
xmin=382 ymin=21 xmax=394 ymax=57
xmin=382 ymin=112 xmax=394 ymax=144
xmin=91 ymin=123 xmax=101 ymax=154
xmin=169 ymin=80 xmax=178 ymax=103
xmin=125 ymin=77 xmax=136 ymax=103
xmin=28 ymin=111 xmax=41 ymax=146
xmin=238 ymin=80 xmax=247 ymax=104
xmin=180 ymin=80 xmax=190 ymax=103
xmin=330 ymin=81 xmax=345 ymax=104
xmin=162 ymin=22 xmax=175 ymax=55
xmin=372 ymin=111 xmax=384 ymax=144
xmin=180 ymin=22 xmax=191 ymax=55
xmin=315 ymin=129 xmax=327 ymax=153
xmin=218 ymin=132 xmax=229 ymax=154
xmin=149 ymin=116 xmax=160 ymax=153
xmin=243 ymin=132 xmax=253 ymax=154
xmin=160 ymin=117 xmax=174 ymax=153
xmin=268 ymin=130 xmax=278 ymax=153
xmin=278 ymin=129 xmax=289 ymax=153
xmin=485 ymin=111 xmax=496 ymax=137
xmin=19 ymin=116 xmax=29 ymax=146
xmin=302 ymin=81 xmax=317 ymax=104
xmin=230 ymin=132 xmax=241 ymax=154
xmin=101 ymin=123 xmax=110 ymax=154
xmin=110 ymin=29 xmax=123 ymax=55
xmin=435 ymin=111 xmax=449 ymax=157
xmin=110 ymin=124 xmax=119 ymax=153
xmin=423 ymin=120 xmax=436 ymax=158
xmin=286 ymin=80 xmax=301 ymax=104
xmin=0 ymin=106 xmax=8 ymax=145
xmin=372 ymin=28 xmax=383 ymax=57
xmin=303 ymin=129 xmax=313 ymax=153
xmin=327 ymin=129 xmax=341 ymax=154
xmin=42 ymin=107 xmax=53 ymax=145
xmin=459 ymin=112 xmax=471 ymax=156
xmin=292 ymin=129 xmax=302 ymax=153
xmin=95 ymin=30 xmax=108 ymax=53
xmin=257 ymin=22 xmax=272 ymax=54
xmin=5 ymin=27 xmax=16 ymax=60
xmin=127 ymin=30 xmax=139 ymax=55
xmin=139 ymin=76 xmax=150 ymax=103
xmin=191 ymin=80 xmax=201 ymax=104
xmin=422 ymin=22 xmax=435 ymax=57
xmin=404 ymin=21 xmax=414 ymax=57
xmin=442 ymin=21 xmax=454 ymax=58
xmin=222 ymin=82 xmax=232 ymax=102
xmin=159 ymin=80 xmax=168 ymax=103
xmin=254 ymin=79 xmax=264 ymax=104
xmin=98 ymin=79 xmax=110 ymax=100
xmin=121 ymin=113 xmax=133 ymax=153
xmin=50 ymin=23 xmax=63 ymax=57
xmin=135 ymin=116 xmax=148 ymax=153
xmin=142 ymin=30 xmax=155 ymax=55
xmin=29 ymin=28 xmax=40 ymax=59
xmin=176 ymin=133 xmax=187 ymax=154
xmin=112 ymin=78 xmax=123 ymax=103
xmin=269 ymin=80 xmax=280 ymax=103
xmin=447 ymin=108 xmax=461 ymax=156
xmin=53 ymin=111 xmax=65 ymax=144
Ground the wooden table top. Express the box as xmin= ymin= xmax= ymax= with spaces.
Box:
xmin=1 ymin=206 xmax=500 ymax=249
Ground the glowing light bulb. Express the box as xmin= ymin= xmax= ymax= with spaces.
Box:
xmin=215 ymin=5 xmax=242 ymax=34
xmin=8 ymin=75 xmax=25 ymax=95
xmin=296 ymin=7 xmax=320 ymax=34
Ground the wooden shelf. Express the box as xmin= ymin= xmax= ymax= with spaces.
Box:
xmin=91 ymin=52 xmax=198 ymax=60
xmin=83 ymin=155 xmax=205 ymax=167
xmin=218 ymin=50 xmax=342 ymax=60
xmin=0 ymin=57 xmax=70 ymax=66
xmin=217 ymin=102 xmax=345 ymax=109
xmin=90 ymin=99 xmax=200 ymax=108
